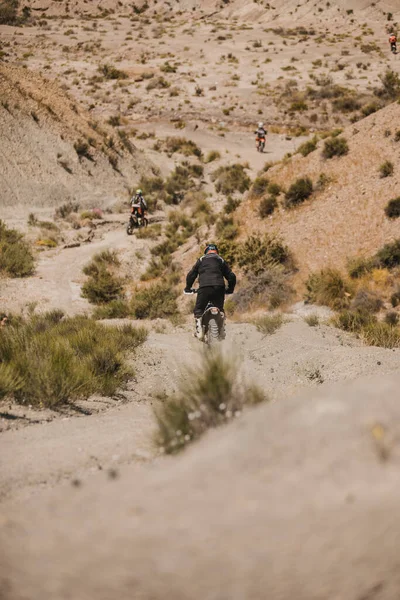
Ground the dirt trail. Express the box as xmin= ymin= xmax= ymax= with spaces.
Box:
xmin=2 ymin=319 xmax=400 ymax=508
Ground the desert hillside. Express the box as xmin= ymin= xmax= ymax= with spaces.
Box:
xmin=242 ymin=101 xmax=400 ymax=277
xmin=0 ymin=64 xmax=151 ymax=210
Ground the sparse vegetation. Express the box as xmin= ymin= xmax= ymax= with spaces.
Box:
xmin=305 ymin=268 xmax=351 ymax=309
xmin=0 ymin=311 xmax=147 ymax=406
xmin=205 ymin=150 xmax=221 ymax=163
xmin=238 ymin=234 xmax=293 ymax=276
xmin=254 ymin=313 xmax=284 ymax=335
xmin=154 ymin=351 xmax=266 ymax=454
xmin=98 ymin=63 xmax=128 ymax=80
xmin=379 ymin=160 xmax=394 ymax=178
xmin=322 ymin=137 xmax=349 ymax=159
xmin=0 ymin=220 xmax=35 ymax=278
xmin=82 ymin=251 xmax=124 ymax=305
xmin=297 ymin=137 xmax=318 ymax=157
xmin=385 ymin=197 xmax=400 ymax=219
xmin=259 ymin=195 xmax=278 ymax=218
xmin=163 ymin=137 xmax=202 ymax=158
xmin=284 ymin=177 xmax=313 ymax=208
xmin=130 ymin=282 xmax=178 ymax=319
xmin=211 ymin=164 xmax=251 ymax=195
xmin=304 ymin=314 xmax=319 ymax=327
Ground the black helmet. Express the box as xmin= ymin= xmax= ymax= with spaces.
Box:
xmin=204 ymin=243 xmax=218 ymax=255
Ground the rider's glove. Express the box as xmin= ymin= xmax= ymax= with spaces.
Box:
xmin=225 ymin=288 xmax=234 ymax=295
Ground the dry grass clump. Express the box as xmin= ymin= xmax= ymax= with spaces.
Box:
xmin=232 ymin=269 xmax=294 ymax=312
xmin=162 ymin=137 xmax=202 ymax=158
xmin=297 ymin=137 xmax=318 ymax=157
xmin=0 ymin=311 xmax=147 ymax=407
xmin=205 ymin=150 xmax=221 ymax=163
xmin=361 ymin=322 xmax=400 ymax=348
xmin=304 ymin=314 xmax=319 ymax=327
xmin=379 ymin=160 xmax=394 ymax=178
xmin=284 ymin=177 xmax=313 ymax=208
xmin=55 ymin=201 xmax=80 ymax=219
xmin=0 ymin=220 xmax=35 ymax=278
xmin=254 ymin=313 xmax=284 ymax=335
xmin=211 ymin=164 xmax=251 ymax=195
xmin=259 ymin=195 xmax=278 ymax=218
xmin=98 ymin=63 xmax=128 ymax=80
xmin=385 ymin=198 xmax=400 ymax=219
xmin=82 ymin=251 xmax=124 ymax=305
xmin=238 ymin=234 xmax=293 ymax=275
xmin=0 ymin=0 xmax=19 ymax=24
xmin=305 ymin=268 xmax=351 ymax=309
xmin=130 ymin=282 xmax=178 ymax=319
xmin=154 ymin=351 xmax=266 ymax=454
xmin=322 ymin=137 xmax=349 ymax=159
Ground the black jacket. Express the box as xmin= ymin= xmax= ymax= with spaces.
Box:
xmin=186 ymin=253 xmax=236 ymax=291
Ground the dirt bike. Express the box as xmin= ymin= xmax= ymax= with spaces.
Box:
xmin=126 ymin=211 xmax=148 ymax=235
xmin=184 ymin=289 xmax=231 ymax=345
xmin=256 ymin=137 xmax=266 ymax=153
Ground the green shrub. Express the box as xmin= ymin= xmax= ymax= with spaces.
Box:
xmin=130 ymin=283 xmax=178 ymax=319
xmin=0 ymin=313 xmax=147 ymax=406
xmin=375 ymin=69 xmax=400 ymax=100
xmin=0 ymin=220 xmax=35 ymax=278
xmin=163 ymin=137 xmax=202 ymax=158
xmin=284 ymin=177 xmax=313 ymax=208
xmin=254 ymin=313 xmax=284 ymax=335
xmin=305 ymin=268 xmax=350 ymax=309
xmin=154 ymin=351 xmax=266 ymax=453
xmin=216 ymin=215 xmax=239 ymax=240
xmin=379 ymin=160 xmax=394 ymax=178
xmin=0 ymin=0 xmax=18 ymax=24
xmin=146 ymin=76 xmax=170 ymax=91
xmin=98 ymin=63 xmax=128 ymax=80
xmin=205 ymin=150 xmax=221 ymax=163
xmin=217 ymin=238 xmax=239 ymax=267
xmin=92 ymin=299 xmax=131 ymax=319
xmin=391 ymin=286 xmax=400 ymax=307
xmin=304 ymin=314 xmax=319 ymax=327
xmin=385 ymin=311 xmax=399 ymax=326
xmin=375 ymin=239 xmax=400 ymax=269
xmin=74 ymin=139 xmax=91 ymax=160
xmin=250 ymin=177 xmax=270 ymax=198
xmin=361 ymin=321 xmax=400 ymax=348
xmin=347 ymin=256 xmax=374 ymax=278
xmin=297 ymin=137 xmax=318 ymax=157
xmin=55 ymin=201 xmax=80 ymax=219
xmin=332 ymin=96 xmax=361 ymax=112
xmin=322 ymin=137 xmax=349 ymax=159
xmin=259 ymin=195 xmax=277 ymax=218
xmin=224 ymin=196 xmax=241 ymax=214
xmin=211 ymin=164 xmax=251 ymax=195
xmin=238 ymin=234 xmax=292 ymax=276
xmin=333 ymin=309 xmax=376 ymax=332
xmin=384 ymin=198 xmax=400 ymax=219
xmin=82 ymin=253 xmax=124 ymax=305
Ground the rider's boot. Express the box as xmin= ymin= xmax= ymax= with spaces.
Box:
xmin=194 ymin=318 xmax=204 ymax=340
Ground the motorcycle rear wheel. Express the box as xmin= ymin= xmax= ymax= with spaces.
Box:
xmin=206 ymin=317 xmax=220 ymax=346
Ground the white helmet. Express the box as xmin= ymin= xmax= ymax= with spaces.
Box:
xmin=258 ymin=122 xmax=264 ymax=128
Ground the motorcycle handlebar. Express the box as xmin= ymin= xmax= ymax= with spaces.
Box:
xmin=183 ymin=289 xmax=233 ymax=295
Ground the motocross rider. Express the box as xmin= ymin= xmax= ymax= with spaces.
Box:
xmin=254 ymin=122 xmax=267 ymax=148
xmin=185 ymin=243 xmax=236 ymax=340
xmin=130 ymin=189 xmax=148 ymax=223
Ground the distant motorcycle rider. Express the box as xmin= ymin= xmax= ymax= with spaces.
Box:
xmin=254 ymin=122 xmax=267 ymax=148
xmin=185 ymin=243 xmax=236 ymax=340
xmin=389 ymin=33 xmax=397 ymax=53
xmin=130 ymin=189 xmax=148 ymax=223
